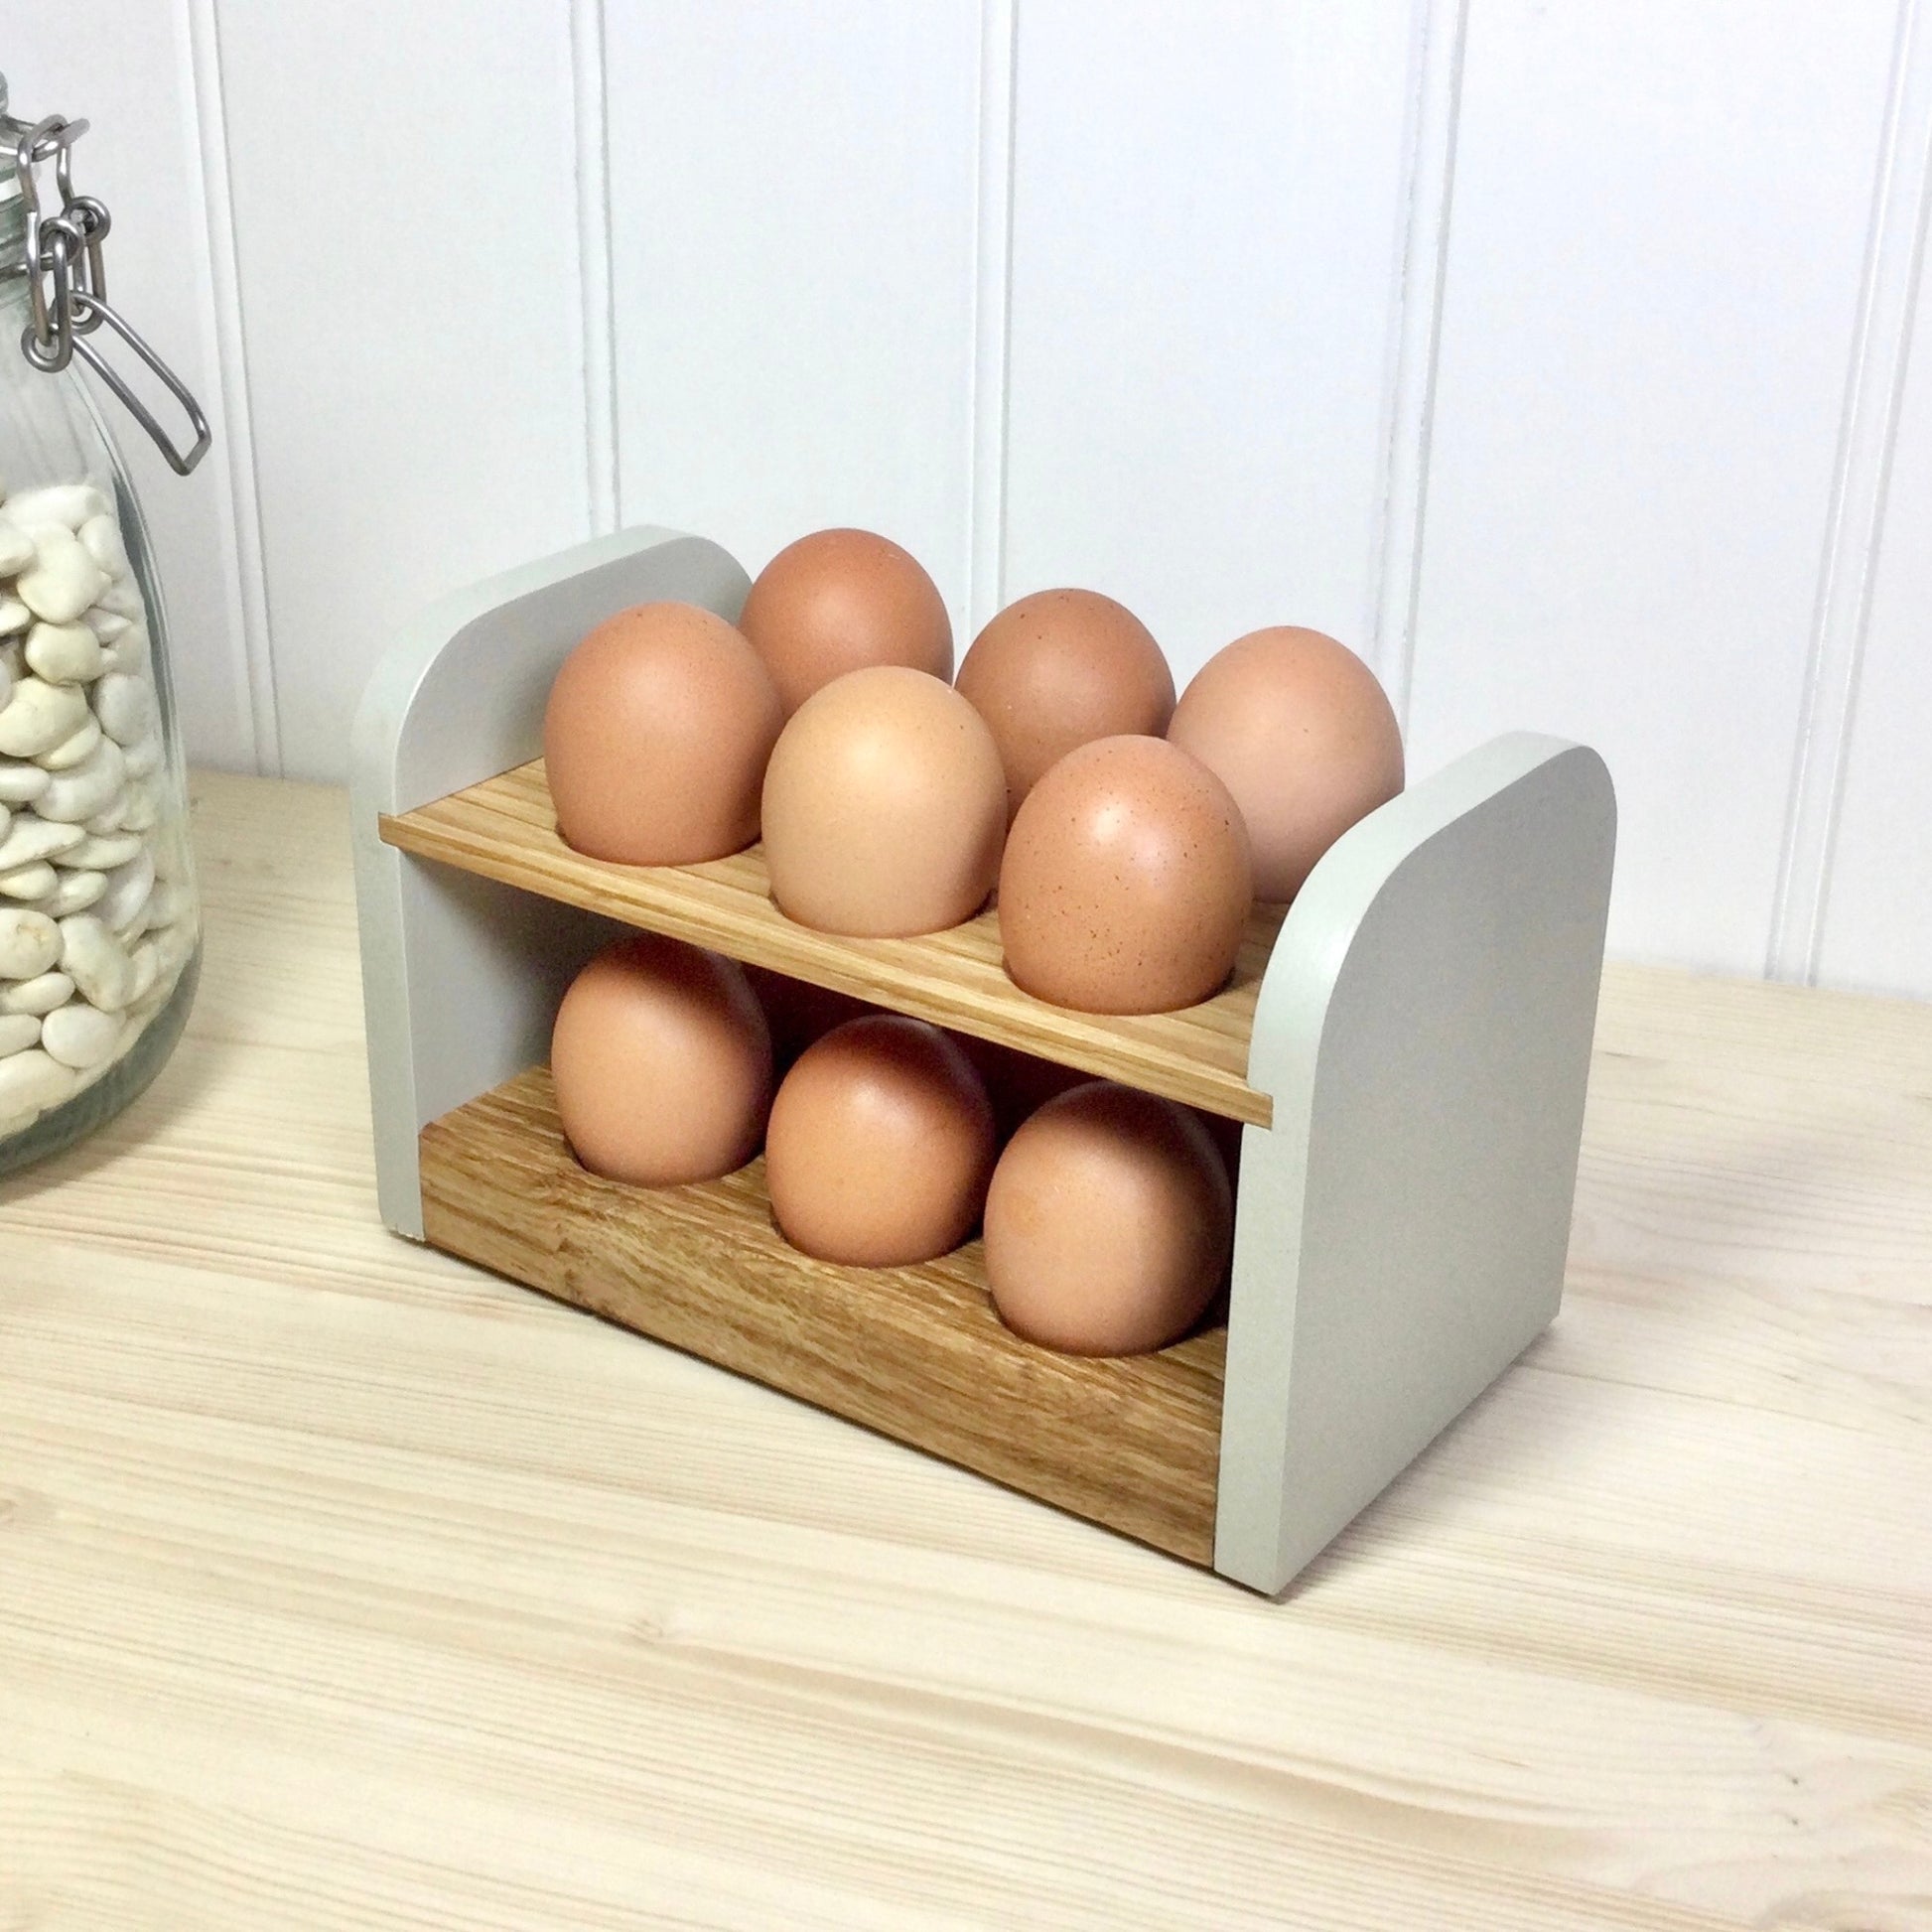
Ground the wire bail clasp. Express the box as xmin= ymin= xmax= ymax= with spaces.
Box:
xmin=14 ymin=112 xmax=211 ymax=476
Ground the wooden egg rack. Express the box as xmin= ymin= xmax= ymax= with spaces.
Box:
xmin=351 ymin=526 xmax=1616 ymax=1594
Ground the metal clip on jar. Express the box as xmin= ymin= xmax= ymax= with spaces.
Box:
xmin=0 ymin=75 xmax=210 ymax=1173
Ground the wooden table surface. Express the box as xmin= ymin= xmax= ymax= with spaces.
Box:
xmin=2 ymin=771 xmax=1928 ymax=1931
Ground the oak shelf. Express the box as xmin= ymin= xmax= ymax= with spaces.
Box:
xmin=421 ymin=1064 xmax=1227 ymax=1566
xmin=381 ymin=759 xmax=1283 ymax=1127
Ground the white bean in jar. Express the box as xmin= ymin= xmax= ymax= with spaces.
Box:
xmin=0 ymin=478 xmax=197 ymax=1140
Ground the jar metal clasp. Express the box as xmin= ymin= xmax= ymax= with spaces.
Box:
xmin=13 ymin=113 xmax=211 ymax=477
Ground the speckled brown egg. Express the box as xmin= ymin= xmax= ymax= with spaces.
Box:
xmin=760 ymin=666 xmax=1007 ymax=937
xmin=955 ymin=588 xmax=1175 ymax=818
xmin=765 ymin=1015 xmax=997 ymax=1266
xmin=998 ymin=735 xmax=1252 ymax=1014
xmin=543 ymin=601 xmax=783 ymax=865
xmin=1167 ymin=625 xmax=1403 ymax=902
xmin=551 ymin=933 xmax=771 ymax=1185
xmin=739 ymin=528 xmax=953 ymax=715
xmin=984 ymin=1081 xmax=1233 ymax=1355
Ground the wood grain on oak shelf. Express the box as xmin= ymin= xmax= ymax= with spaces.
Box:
xmin=420 ymin=1064 xmax=1226 ymax=1566
xmin=380 ymin=759 xmax=1283 ymax=1126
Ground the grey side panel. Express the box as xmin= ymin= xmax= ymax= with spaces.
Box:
xmin=347 ymin=527 xmax=752 ymax=1237
xmin=1215 ymin=735 xmax=1616 ymax=1593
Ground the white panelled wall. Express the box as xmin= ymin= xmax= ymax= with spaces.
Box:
xmin=7 ymin=2 xmax=1929 ymax=996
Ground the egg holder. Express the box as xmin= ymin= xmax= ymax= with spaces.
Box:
xmin=349 ymin=526 xmax=1616 ymax=1595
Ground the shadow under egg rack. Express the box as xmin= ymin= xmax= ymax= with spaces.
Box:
xmin=349 ymin=526 xmax=1615 ymax=1595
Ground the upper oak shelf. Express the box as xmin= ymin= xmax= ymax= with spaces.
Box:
xmin=380 ymin=759 xmax=1284 ymax=1127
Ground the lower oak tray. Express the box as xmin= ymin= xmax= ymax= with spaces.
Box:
xmin=420 ymin=1066 xmax=1228 ymax=1565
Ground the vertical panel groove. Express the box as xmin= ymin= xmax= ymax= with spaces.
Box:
xmin=181 ymin=0 xmax=281 ymax=775
xmin=1367 ymin=0 xmax=1469 ymax=734
xmin=1769 ymin=0 xmax=1932 ymax=984
xmin=967 ymin=0 xmax=1019 ymax=634
xmin=571 ymin=0 xmax=620 ymax=536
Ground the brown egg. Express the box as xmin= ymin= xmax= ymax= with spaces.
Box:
xmin=739 ymin=528 xmax=953 ymax=715
xmin=748 ymin=982 xmax=1062 ymax=1135
xmin=543 ymin=601 xmax=784 ymax=865
xmin=956 ymin=589 xmax=1175 ymax=817
xmin=765 ymin=1015 xmax=997 ymax=1266
xmin=984 ymin=1081 xmax=1233 ymax=1355
xmin=761 ymin=665 xmax=1007 ymax=937
xmin=998 ymin=735 xmax=1252 ymax=1014
xmin=1167 ymin=625 xmax=1404 ymax=903
xmin=551 ymin=933 xmax=771 ymax=1185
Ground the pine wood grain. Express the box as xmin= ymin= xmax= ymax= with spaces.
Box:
xmin=419 ymin=1066 xmax=1224 ymax=1566
xmin=379 ymin=759 xmax=1284 ymax=1126
xmin=2 ymin=770 xmax=1929 ymax=1931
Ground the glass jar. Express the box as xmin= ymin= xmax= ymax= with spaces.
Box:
xmin=0 ymin=80 xmax=207 ymax=1173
